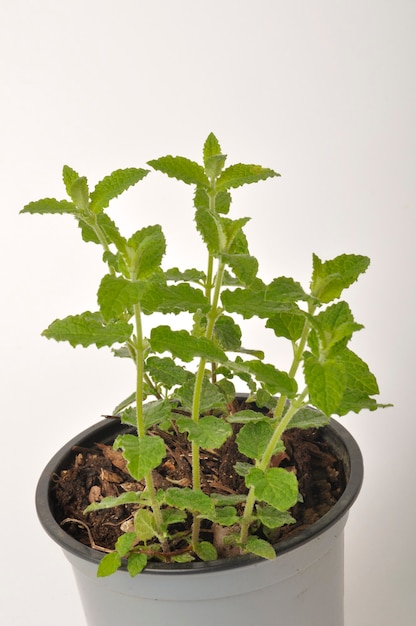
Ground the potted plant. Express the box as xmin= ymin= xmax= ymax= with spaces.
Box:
xmin=24 ymin=133 xmax=388 ymax=625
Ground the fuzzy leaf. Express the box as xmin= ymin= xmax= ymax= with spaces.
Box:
xmin=165 ymin=267 xmax=206 ymax=283
xmin=311 ymin=301 xmax=363 ymax=354
xmin=287 ymin=406 xmax=330 ymax=429
xmin=127 ymin=553 xmax=148 ymax=577
xmin=194 ymin=541 xmax=218 ymax=561
xmin=84 ymin=491 xmax=144 ymax=514
xmin=203 ymin=133 xmax=222 ymax=163
xmin=216 ymin=163 xmax=279 ymax=191
xmin=236 ymin=421 xmax=274 ymax=459
xmin=21 ymin=198 xmax=77 ymax=215
xmin=194 ymin=206 xmax=222 ymax=254
xmin=42 ymin=311 xmax=132 ymax=348
xmin=227 ymin=410 xmax=270 ymax=424
xmin=97 ymin=551 xmax=122 ymax=577
xmin=175 ymin=376 xmax=227 ymax=413
xmin=134 ymin=509 xmax=159 ymax=541
xmin=115 ymin=532 xmax=137 ymax=557
xmin=176 ymin=415 xmax=232 ymax=449
xmin=222 ymin=253 xmax=258 ymax=286
xmin=141 ymin=283 xmax=210 ymax=315
xmin=266 ymin=309 xmax=306 ymax=341
xmin=165 ymin=488 xmax=214 ymax=516
xmin=97 ymin=275 xmax=144 ymax=322
xmin=255 ymin=505 xmax=296 ymax=529
xmin=311 ymin=253 xmax=370 ymax=303
xmin=244 ymin=536 xmax=275 ymax=560
xmin=150 ymin=326 xmax=227 ymax=363
xmin=127 ymin=225 xmax=166 ymax=279
xmin=148 ymin=155 xmax=209 ymax=187
xmin=222 ymin=280 xmax=298 ymax=319
xmin=246 ymin=467 xmax=299 ymax=511
xmin=62 ymin=165 xmax=80 ymax=196
xmin=214 ymin=315 xmax=242 ymax=351
xmin=90 ymin=168 xmax=149 ymax=213
xmin=304 ymin=353 xmax=347 ymax=415
xmin=145 ymin=357 xmax=190 ymax=388
xmin=113 ymin=434 xmax=166 ymax=481
xmin=243 ymin=360 xmax=297 ymax=396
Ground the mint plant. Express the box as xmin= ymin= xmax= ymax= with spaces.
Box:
xmin=22 ymin=133 xmax=388 ymax=576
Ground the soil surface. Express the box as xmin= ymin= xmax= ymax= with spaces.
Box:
xmin=52 ymin=400 xmax=346 ymax=559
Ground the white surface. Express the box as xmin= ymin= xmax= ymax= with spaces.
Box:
xmin=1 ymin=1 xmax=414 ymax=624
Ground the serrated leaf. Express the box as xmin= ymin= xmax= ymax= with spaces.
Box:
xmin=203 ymin=132 xmax=222 ymax=163
xmin=127 ymin=552 xmax=147 ymax=577
xmin=97 ymin=551 xmax=122 ymax=577
xmin=21 ymin=198 xmax=77 ymax=215
xmin=194 ymin=186 xmax=232 ymax=215
xmin=113 ymin=434 xmax=166 ymax=481
xmin=115 ymin=532 xmax=137 ymax=557
xmin=222 ymin=280 xmax=297 ymax=319
xmin=244 ymin=536 xmax=275 ymax=560
xmin=246 ymin=467 xmax=299 ymax=511
xmin=216 ymin=163 xmax=280 ymax=191
xmin=214 ymin=315 xmax=242 ymax=351
xmin=141 ymin=283 xmax=210 ymax=315
xmin=243 ymin=360 xmax=297 ymax=396
xmin=227 ymin=410 xmax=270 ymax=424
xmin=287 ymin=406 xmax=330 ymax=429
xmin=255 ymin=504 xmax=296 ymax=529
xmin=42 ymin=311 xmax=133 ymax=348
xmin=127 ymin=225 xmax=166 ymax=279
xmin=150 ymin=326 xmax=227 ymax=363
xmin=70 ymin=176 xmax=89 ymax=211
xmin=148 ymin=155 xmax=209 ymax=187
xmin=310 ymin=253 xmax=370 ymax=303
xmin=176 ymin=415 xmax=232 ymax=449
xmin=236 ymin=421 xmax=274 ymax=459
xmin=311 ymin=301 xmax=363 ymax=354
xmin=194 ymin=541 xmax=218 ymax=561
xmin=175 ymin=376 xmax=227 ymax=413
xmin=165 ymin=267 xmax=206 ymax=283
xmin=146 ymin=357 xmax=190 ymax=388
xmin=222 ymin=253 xmax=258 ymax=286
xmin=303 ymin=353 xmax=347 ymax=415
xmin=266 ymin=277 xmax=310 ymax=303
xmin=165 ymin=488 xmax=214 ymax=516
xmin=97 ymin=275 xmax=144 ymax=322
xmin=90 ymin=168 xmax=149 ymax=213
xmin=134 ymin=509 xmax=159 ymax=541
xmin=205 ymin=154 xmax=227 ymax=180
xmin=143 ymin=399 xmax=175 ymax=428
xmin=266 ymin=309 xmax=306 ymax=341
xmin=84 ymin=491 xmax=144 ymax=514
xmin=62 ymin=165 xmax=80 ymax=196
xmin=195 ymin=206 xmax=222 ymax=254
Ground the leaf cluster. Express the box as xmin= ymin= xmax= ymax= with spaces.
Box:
xmin=22 ymin=133 xmax=389 ymax=576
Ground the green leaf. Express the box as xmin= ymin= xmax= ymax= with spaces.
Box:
xmin=127 ymin=552 xmax=148 ymax=577
xmin=243 ymin=360 xmax=297 ymax=396
xmin=266 ymin=309 xmax=306 ymax=341
xmin=203 ymin=132 xmax=222 ymax=164
xmin=236 ymin=421 xmax=275 ymax=459
xmin=244 ymin=536 xmax=275 ymax=560
xmin=222 ymin=253 xmax=258 ymax=286
xmin=246 ymin=467 xmax=299 ymax=511
xmin=62 ymin=165 xmax=80 ymax=196
xmin=115 ymin=532 xmax=137 ymax=557
xmin=214 ymin=315 xmax=242 ymax=351
xmin=256 ymin=505 xmax=296 ymax=529
xmin=165 ymin=267 xmax=206 ymax=284
xmin=216 ymin=163 xmax=280 ymax=191
xmin=150 ymin=326 xmax=227 ymax=363
xmin=42 ymin=311 xmax=133 ymax=348
xmin=194 ymin=541 xmax=218 ymax=561
xmin=134 ymin=509 xmax=159 ymax=541
xmin=194 ymin=206 xmax=222 ymax=254
xmin=146 ymin=356 xmax=190 ymax=388
xmin=227 ymin=409 xmax=270 ymax=424
xmin=141 ymin=283 xmax=210 ymax=315
xmin=288 ymin=406 xmax=330 ymax=429
xmin=222 ymin=280 xmax=298 ymax=320
xmin=207 ymin=506 xmax=239 ymax=526
xmin=113 ymin=434 xmax=166 ymax=481
xmin=97 ymin=275 xmax=144 ymax=322
xmin=143 ymin=399 xmax=175 ymax=428
xmin=165 ymin=488 xmax=214 ymax=516
xmin=266 ymin=277 xmax=310 ymax=303
xmin=20 ymin=198 xmax=77 ymax=215
xmin=176 ymin=415 xmax=232 ymax=449
xmin=303 ymin=353 xmax=347 ymax=415
xmin=311 ymin=301 xmax=363 ymax=354
xmin=148 ymin=155 xmax=209 ymax=187
xmin=175 ymin=376 xmax=227 ymax=413
xmin=205 ymin=154 xmax=227 ymax=180
xmin=194 ymin=186 xmax=231 ymax=215
xmin=84 ymin=491 xmax=144 ymax=514
xmin=90 ymin=168 xmax=149 ymax=213
xmin=127 ymin=225 xmax=166 ymax=279
xmin=70 ymin=176 xmax=89 ymax=211
xmin=310 ymin=253 xmax=370 ymax=303
xmin=97 ymin=551 xmax=122 ymax=577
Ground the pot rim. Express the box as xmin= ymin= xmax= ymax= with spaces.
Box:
xmin=36 ymin=411 xmax=363 ymax=575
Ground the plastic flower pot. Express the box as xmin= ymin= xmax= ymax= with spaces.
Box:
xmin=36 ymin=416 xmax=363 ymax=626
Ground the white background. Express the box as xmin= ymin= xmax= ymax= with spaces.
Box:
xmin=1 ymin=1 xmax=415 ymax=624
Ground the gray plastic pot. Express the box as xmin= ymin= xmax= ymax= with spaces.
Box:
xmin=36 ymin=416 xmax=363 ymax=626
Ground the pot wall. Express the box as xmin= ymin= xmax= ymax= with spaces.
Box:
xmin=36 ymin=416 xmax=363 ymax=626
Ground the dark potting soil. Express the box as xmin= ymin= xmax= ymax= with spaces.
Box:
xmin=52 ymin=400 xmax=346 ymax=559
